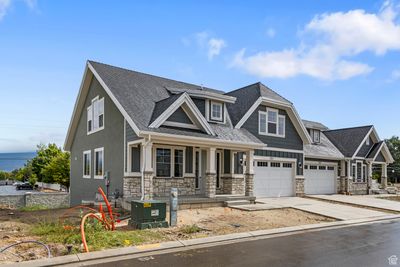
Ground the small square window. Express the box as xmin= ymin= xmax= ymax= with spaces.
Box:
xmin=210 ymin=101 xmax=223 ymax=121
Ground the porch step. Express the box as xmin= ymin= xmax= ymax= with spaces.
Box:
xmin=224 ymin=200 xmax=252 ymax=207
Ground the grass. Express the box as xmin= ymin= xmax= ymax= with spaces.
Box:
xmin=30 ymin=220 xmax=168 ymax=252
xmin=180 ymin=224 xmax=202 ymax=234
xmin=19 ymin=205 xmax=48 ymax=212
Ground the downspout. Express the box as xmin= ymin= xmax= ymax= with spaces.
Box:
xmin=141 ymin=135 xmax=151 ymax=200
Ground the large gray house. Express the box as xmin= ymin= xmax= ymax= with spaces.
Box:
xmin=64 ymin=61 xmax=394 ymax=206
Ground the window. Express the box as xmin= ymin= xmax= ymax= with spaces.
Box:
xmin=128 ymin=144 xmax=140 ymax=173
xmin=327 ymin=166 xmax=335 ymax=171
xmin=155 ymin=147 xmax=185 ymax=178
xmin=319 ymin=166 xmax=326 ymax=170
xmin=259 ymin=112 xmax=267 ymax=134
xmin=87 ymin=97 xmax=104 ymax=134
xmin=304 ymin=165 xmax=308 ymax=169
xmin=259 ymin=108 xmax=285 ymax=137
xmin=94 ymin=148 xmax=104 ymax=179
xmin=352 ymin=164 xmax=356 ymax=181
xmin=210 ymin=101 xmax=223 ymax=121
xmin=174 ymin=149 xmax=184 ymax=177
xmin=271 ymin=162 xmax=281 ymax=168
xmin=310 ymin=129 xmax=320 ymax=143
xmin=362 ymin=165 xmax=367 ymax=182
xmin=257 ymin=161 xmax=268 ymax=167
xmin=156 ymin=148 xmax=171 ymax=177
xmin=283 ymin=163 xmax=292 ymax=168
xmin=310 ymin=165 xmax=318 ymax=170
xmin=83 ymin=150 xmax=91 ymax=178
xmin=366 ymin=138 xmax=370 ymax=146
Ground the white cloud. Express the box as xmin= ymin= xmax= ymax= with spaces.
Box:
xmin=184 ymin=31 xmax=227 ymax=60
xmin=391 ymin=69 xmax=400 ymax=80
xmin=231 ymin=0 xmax=400 ymax=80
xmin=0 ymin=0 xmax=11 ymax=20
xmin=0 ymin=0 xmax=37 ymax=21
xmin=207 ymin=38 xmax=226 ymax=60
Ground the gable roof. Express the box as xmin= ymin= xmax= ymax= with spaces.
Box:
xmin=226 ymin=82 xmax=291 ymax=126
xmin=64 ymin=61 xmax=265 ymax=150
xmin=302 ymin=119 xmax=329 ymax=131
xmin=323 ymin=125 xmax=373 ymax=157
xmin=366 ymin=141 xmax=394 ymax=163
xmin=367 ymin=141 xmax=384 ymax=159
xmin=304 ymin=131 xmax=344 ymax=160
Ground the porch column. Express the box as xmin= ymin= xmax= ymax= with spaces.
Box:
xmin=339 ymin=160 xmax=346 ymax=194
xmin=244 ymin=150 xmax=254 ymax=197
xmin=367 ymin=162 xmax=373 ymax=193
xmin=205 ymin=147 xmax=216 ymax=198
xmin=381 ymin=163 xmax=388 ymax=189
xmin=142 ymin=141 xmax=153 ymax=200
xmin=346 ymin=159 xmax=352 ymax=194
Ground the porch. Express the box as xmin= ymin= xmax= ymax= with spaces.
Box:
xmin=123 ymin=137 xmax=257 ymax=201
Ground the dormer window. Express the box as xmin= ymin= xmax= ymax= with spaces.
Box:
xmin=310 ymin=129 xmax=320 ymax=143
xmin=366 ymin=138 xmax=370 ymax=146
xmin=210 ymin=101 xmax=223 ymax=121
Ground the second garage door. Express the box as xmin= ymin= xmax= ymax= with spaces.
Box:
xmin=304 ymin=165 xmax=336 ymax=195
xmin=254 ymin=161 xmax=294 ymax=197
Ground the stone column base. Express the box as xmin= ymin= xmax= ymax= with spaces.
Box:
xmin=143 ymin=171 xmax=154 ymax=200
xmin=244 ymin=173 xmax=254 ymax=197
xmin=295 ymin=177 xmax=305 ymax=196
xmin=205 ymin=172 xmax=216 ymax=198
xmin=338 ymin=176 xmax=348 ymax=194
xmin=381 ymin=176 xmax=388 ymax=189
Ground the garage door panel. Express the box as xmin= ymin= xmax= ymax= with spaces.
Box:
xmin=254 ymin=161 xmax=294 ymax=197
xmin=304 ymin=166 xmax=335 ymax=195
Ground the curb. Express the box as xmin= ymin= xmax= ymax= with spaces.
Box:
xmin=5 ymin=215 xmax=400 ymax=267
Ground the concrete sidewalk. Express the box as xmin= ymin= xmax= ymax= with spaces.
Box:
xmin=308 ymin=194 xmax=400 ymax=212
xmin=237 ymin=197 xmax=389 ymax=220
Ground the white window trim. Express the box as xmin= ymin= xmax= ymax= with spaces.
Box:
xmin=83 ymin=150 xmax=91 ymax=179
xmin=258 ymin=108 xmax=285 ymax=138
xmin=94 ymin=147 xmax=104 ymax=179
xmin=87 ymin=96 xmax=105 ymax=135
xmin=153 ymin=145 xmax=186 ymax=178
xmin=126 ymin=142 xmax=141 ymax=177
xmin=210 ymin=101 xmax=223 ymax=121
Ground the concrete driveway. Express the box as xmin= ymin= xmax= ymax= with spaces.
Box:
xmin=237 ymin=197 xmax=390 ymax=221
xmin=308 ymin=194 xmax=400 ymax=213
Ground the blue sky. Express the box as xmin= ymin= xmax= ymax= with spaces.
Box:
xmin=0 ymin=0 xmax=399 ymax=152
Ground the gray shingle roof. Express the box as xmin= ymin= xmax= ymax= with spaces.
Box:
xmin=323 ymin=126 xmax=373 ymax=157
xmin=304 ymin=132 xmax=344 ymax=159
xmin=225 ymin=82 xmax=292 ymax=126
xmin=302 ymin=120 xmax=329 ymax=131
xmin=89 ymin=61 xmax=263 ymax=144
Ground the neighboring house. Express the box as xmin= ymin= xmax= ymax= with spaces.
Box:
xmin=64 ymin=61 xmax=394 ymax=206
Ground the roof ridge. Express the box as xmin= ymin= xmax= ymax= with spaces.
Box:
xmin=323 ymin=125 xmax=373 ymax=132
xmin=88 ymin=60 xmax=224 ymax=94
xmin=225 ymin=81 xmax=261 ymax=95
xmin=258 ymin=82 xmax=292 ymax=104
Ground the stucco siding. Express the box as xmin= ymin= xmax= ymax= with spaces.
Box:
xmin=70 ymin=77 xmax=125 ymax=206
xmin=242 ymin=105 xmax=303 ymax=150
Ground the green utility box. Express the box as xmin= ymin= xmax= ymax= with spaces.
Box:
xmin=130 ymin=200 xmax=169 ymax=229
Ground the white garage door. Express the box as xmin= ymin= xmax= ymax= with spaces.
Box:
xmin=304 ymin=165 xmax=336 ymax=195
xmin=254 ymin=161 xmax=294 ymax=197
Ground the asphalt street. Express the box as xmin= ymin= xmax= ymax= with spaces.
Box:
xmin=88 ymin=220 xmax=400 ymax=267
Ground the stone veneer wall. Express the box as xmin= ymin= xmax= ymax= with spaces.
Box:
xmin=153 ymin=177 xmax=196 ymax=197
xmin=222 ymin=176 xmax=245 ymax=195
xmin=123 ymin=176 xmax=141 ymax=198
xmin=0 ymin=193 xmax=69 ymax=209
xmin=295 ymin=177 xmax=305 ymax=196
xmin=349 ymin=182 xmax=368 ymax=195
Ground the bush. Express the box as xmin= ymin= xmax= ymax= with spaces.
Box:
xmin=180 ymin=224 xmax=202 ymax=234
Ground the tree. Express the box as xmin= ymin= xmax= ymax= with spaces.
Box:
xmin=30 ymin=144 xmax=63 ymax=183
xmin=0 ymin=171 xmax=10 ymax=180
xmin=15 ymin=164 xmax=33 ymax=182
xmin=41 ymin=152 xmax=70 ymax=189
xmin=385 ymin=136 xmax=400 ymax=183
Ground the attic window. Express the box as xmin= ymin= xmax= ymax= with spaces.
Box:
xmin=210 ymin=101 xmax=223 ymax=121
xmin=366 ymin=138 xmax=370 ymax=146
xmin=87 ymin=96 xmax=104 ymax=134
xmin=310 ymin=129 xmax=320 ymax=143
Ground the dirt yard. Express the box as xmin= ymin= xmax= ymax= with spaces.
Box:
xmin=0 ymin=206 xmax=334 ymax=264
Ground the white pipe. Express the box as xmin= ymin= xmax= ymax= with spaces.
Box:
xmin=141 ymin=135 xmax=151 ymax=200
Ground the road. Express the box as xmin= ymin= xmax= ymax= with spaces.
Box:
xmin=0 ymin=185 xmax=35 ymax=195
xmin=91 ymin=220 xmax=400 ymax=267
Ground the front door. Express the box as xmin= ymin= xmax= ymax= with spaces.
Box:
xmin=195 ymin=149 xmax=205 ymax=194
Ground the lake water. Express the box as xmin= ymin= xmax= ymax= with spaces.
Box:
xmin=0 ymin=152 xmax=36 ymax=172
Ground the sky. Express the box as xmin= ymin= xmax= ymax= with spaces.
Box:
xmin=0 ymin=0 xmax=399 ymax=152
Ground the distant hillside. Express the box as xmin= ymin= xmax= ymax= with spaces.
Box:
xmin=0 ymin=152 xmax=36 ymax=172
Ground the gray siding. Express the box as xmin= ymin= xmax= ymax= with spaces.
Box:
xmin=124 ymin=123 xmax=141 ymax=173
xmin=242 ymin=105 xmax=303 ymax=150
xmin=186 ymin=147 xmax=193 ymax=173
xmin=375 ymin=152 xmax=385 ymax=162
xmin=255 ymin=149 xmax=304 ymax=176
xmin=70 ymin=77 xmax=125 ymax=206
xmin=166 ymin=107 xmax=192 ymax=124
xmin=356 ymin=136 xmax=373 ymax=157
xmin=192 ymin=98 xmax=205 ymax=116
xmin=130 ymin=146 xmax=141 ymax=172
